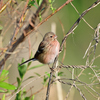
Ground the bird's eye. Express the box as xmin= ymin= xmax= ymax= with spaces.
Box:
xmin=50 ymin=36 xmax=53 ymax=38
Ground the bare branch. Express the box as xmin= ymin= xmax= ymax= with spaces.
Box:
xmin=0 ymin=0 xmax=48 ymax=69
xmin=60 ymin=0 xmax=100 ymax=52
xmin=59 ymin=65 xmax=95 ymax=69
xmin=46 ymin=0 xmax=100 ymax=100
xmin=58 ymin=79 xmax=87 ymax=100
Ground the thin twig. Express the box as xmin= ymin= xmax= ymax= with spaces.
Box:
xmin=0 ymin=0 xmax=48 ymax=68
xmin=59 ymin=65 xmax=93 ymax=69
xmin=58 ymin=79 xmax=87 ymax=100
xmin=45 ymin=1 xmax=73 ymax=100
xmin=8 ymin=71 xmax=50 ymax=100
xmin=70 ymin=2 xmax=94 ymax=30
xmin=46 ymin=1 xmax=100 ymax=100
xmin=84 ymin=86 xmax=98 ymax=99
xmin=60 ymin=0 xmax=100 ymax=52
xmin=73 ymin=84 xmax=87 ymax=100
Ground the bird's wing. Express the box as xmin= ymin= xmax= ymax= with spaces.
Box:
xmin=34 ymin=41 xmax=48 ymax=58
xmin=38 ymin=41 xmax=48 ymax=53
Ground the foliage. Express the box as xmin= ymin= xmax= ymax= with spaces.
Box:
xmin=15 ymin=57 xmax=43 ymax=99
xmin=0 ymin=70 xmax=16 ymax=92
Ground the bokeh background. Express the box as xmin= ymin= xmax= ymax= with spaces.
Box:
xmin=0 ymin=0 xmax=100 ymax=100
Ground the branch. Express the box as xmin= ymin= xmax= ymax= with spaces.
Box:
xmin=0 ymin=0 xmax=48 ymax=69
xmin=45 ymin=0 xmax=73 ymax=100
xmin=58 ymin=79 xmax=87 ymax=100
xmin=45 ymin=0 xmax=100 ymax=100
xmin=59 ymin=65 xmax=96 ymax=69
xmin=60 ymin=0 xmax=100 ymax=51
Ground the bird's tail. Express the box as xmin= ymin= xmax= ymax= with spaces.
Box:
xmin=19 ymin=58 xmax=36 ymax=66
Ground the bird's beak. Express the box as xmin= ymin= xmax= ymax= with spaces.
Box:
xmin=53 ymin=34 xmax=57 ymax=39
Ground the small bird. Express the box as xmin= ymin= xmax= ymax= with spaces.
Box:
xmin=19 ymin=32 xmax=60 ymax=66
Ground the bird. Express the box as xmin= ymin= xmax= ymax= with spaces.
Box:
xmin=19 ymin=32 xmax=60 ymax=66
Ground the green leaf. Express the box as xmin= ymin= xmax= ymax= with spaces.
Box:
xmin=58 ymin=72 xmax=64 ymax=76
xmin=17 ymin=77 xmax=21 ymax=88
xmin=23 ymin=76 xmax=35 ymax=82
xmin=28 ymin=0 xmax=35 ymax=7
xmin=18 ymin=59 xmax=27 ymax=79
xmin=31 ymin=95 xmax=35 ymax=100
xmin=28 ymin=64 xmax=43 ymax=70
xmin=36 ymin=0 xmax=42 ymax=6
xmin=44 ymin=76 xmax=48 ymax=82
xmin=48 ymin=0 xmax=51 ymax=3
xmin=0 ymin=70 xmax=9 ymax=82
xmin=42 ymin=72 xmax=50 ymax=86
xmin=23 ymin=89 xmax=27 ymax=95
xmin=25 ymin=97 xmax=30 ymax=100
xmin=30 ymin=51 xmax=33 ymax=58
xmin=15 ymin=91 xmax=21 ymax=100
xmin=39 ymin=12 xmax=42 ymax=21
xmin=34 ymin=72 xmax=41 ymax=76
xmin=48 ymin=0 xmax=56 ymax=13
xmin=28 ymin=0 xmax=38 ymax=9
xmin=0 ymin=82 xmax=16 ymax=90
xmin=0 ymin=70 xmax=9 ymax=76
xmin=2 ymin=94 xmax=5 ymax=100
xmin=42 ymin=75 xmax=48 ymax=86
xmin=45 ymin=72 xmax=50 ymax=78
xmin=0 ymin=90 xmax=6 ymax=93
xmin=27 ymin=61 xmax=32 ymax=66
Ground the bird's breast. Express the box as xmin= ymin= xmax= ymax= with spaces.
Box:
xmin=37 ymin=40 xmax=60 ymax=64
